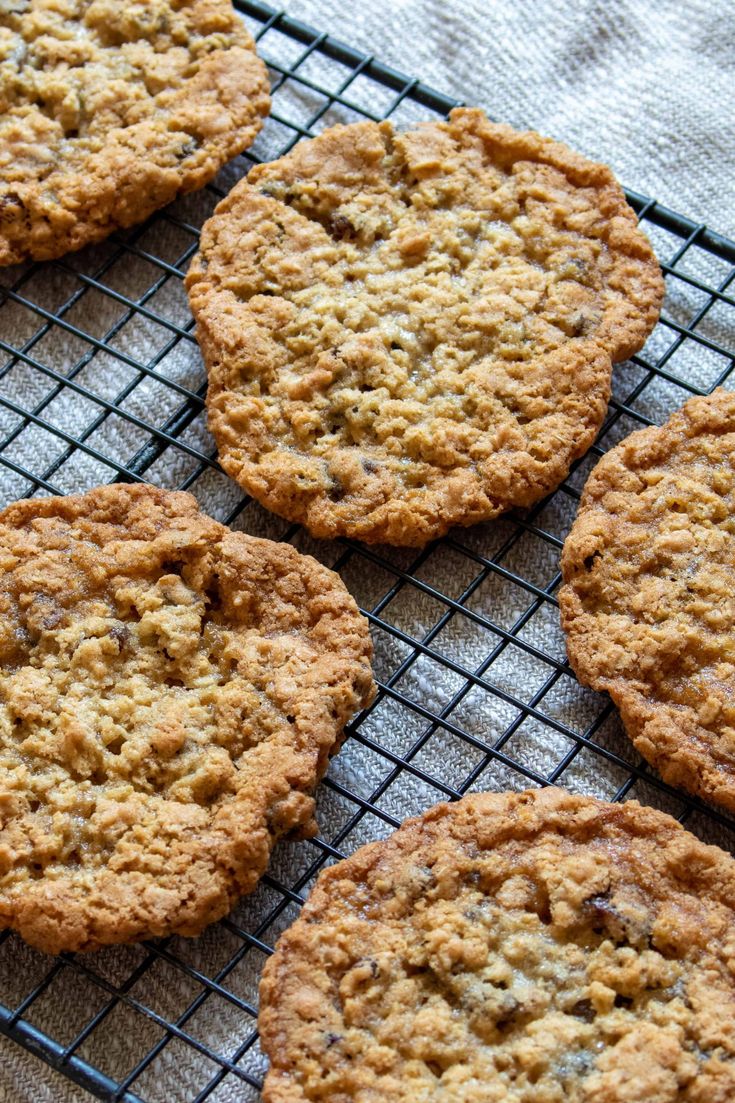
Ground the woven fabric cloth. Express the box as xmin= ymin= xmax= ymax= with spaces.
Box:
xmin=1 ymin=0 xmax=733 ymax=1100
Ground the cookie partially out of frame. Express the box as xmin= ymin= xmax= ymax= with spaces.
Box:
xmin=0 ymin=484 xmax=374 ymax=953
xmin=0 ymin=0 xmax=270 ymax=265
xmin=259 ymin=787 xmax=735 ymax=1102
xmin=560 ymin=389 xmax=735 ymax=813
xmin=187 ymin=107 xmax=663 ymax=546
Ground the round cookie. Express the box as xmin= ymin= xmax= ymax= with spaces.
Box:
xmin=187 ymin=107 xmax=663 ymax=546
xmin=0 ymin=0 xmax=270 ymax=266
xmin=259 ymin=787 xmax=735 ymax=1102
xmin=560 ymin=389 xmax=735 ymax=812
xmin=0 ymin=483 xmax=374 ymax=953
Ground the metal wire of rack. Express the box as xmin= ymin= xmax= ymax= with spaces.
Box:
xmin=1 ymin=1 xmax=735 ymax=1100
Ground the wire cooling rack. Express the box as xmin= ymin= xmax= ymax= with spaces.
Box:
xmin=1 ymin=2 xmax=735 ymax=1100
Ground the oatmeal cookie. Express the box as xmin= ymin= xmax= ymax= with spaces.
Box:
xmin=259 ymin=787 xmax=735 ymax=1103
xmin=560 ymin=389 xmax=735 ymax=812
xmin=0 ymin=0 xmax=270 ymax=265
xmin=187 ymin=107 xmax=663 ymax=546
xmin=0 ymin=483 xmax=374 ymax=953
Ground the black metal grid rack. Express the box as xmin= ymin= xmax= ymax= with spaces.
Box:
xmin=1 ymin=2 xmax=735 ymax=1099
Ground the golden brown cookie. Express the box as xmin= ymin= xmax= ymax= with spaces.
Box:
xmin=259 ymin=787 xmax=735 ymax=1103
xmin=0 ymin=483 xmax=374 ymax=953
xmin=0 ymin=0 xmax=270 ymax=266
xmin=187 ymin=107 xmax=663 ymax=546
xmin=560 ymin=389 xmax=735 ymax=813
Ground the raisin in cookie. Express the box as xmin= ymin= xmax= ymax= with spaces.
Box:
xmin=0 ymin=0 xmax=270 ymax=265
xmin=0 ymin=483 xmax=374 ymax=953
xmin=259 ymin=787 xmax=735 ymax=1103
xmin=187 ymin=107 xmax=663 ymax=546
xmin=560 ymin=389 xmax=735 ymax=812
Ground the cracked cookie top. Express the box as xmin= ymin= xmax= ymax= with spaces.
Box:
xmin=0 ymin=0 xmax=270 ymax=265
xmin=259 ymin=787 xmax=735 ymax=1103
xmin=187 ymin=108 xmax=663 ymax=546
xmin=0 ymin=483 xmax=374 ymax=952
xmin=560 ymin=388 xmax=735 ymax=812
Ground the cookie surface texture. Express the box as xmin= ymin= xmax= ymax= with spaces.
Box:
xmin=560 ymin=389 xmax=735 ymax=812
xmin=0 ymin=0 xmax=270 ymax=265
xmin=187 ymin=107 xmax=663 ymax=546
xmin=0 ymin=483 xmax=374 ymax=953
xmin=259 ymin=787 xmax=735 ymax=1102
